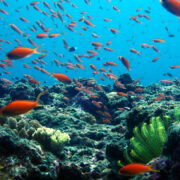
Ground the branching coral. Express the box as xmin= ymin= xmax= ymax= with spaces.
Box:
xmin=123 ymin=116 xmax=169 ymax=164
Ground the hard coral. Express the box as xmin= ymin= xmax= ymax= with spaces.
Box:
xmin=33 ymin=127 xmax=70 ymax=155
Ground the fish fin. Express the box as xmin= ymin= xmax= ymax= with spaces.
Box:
xmin=33 ymin=44 xmax=46 ymax=54
xmin=25 ymin=54 xmax=33 ymax=58
xmin=36 ymin=103 xmax=43 ymax=107
xmin=149 ymin=168 xmax=160 ymax=173
xmin=148 ymin=161 xmax=160 ymax=173
xmin=26 ymin=110 xmax=32 ymax=114
xmin=35 ymin=90 xmax=47 ymax=104
xmin=34 ymin=47 xmax=41 ymax=54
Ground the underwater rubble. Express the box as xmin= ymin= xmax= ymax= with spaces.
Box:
xmin=0 ymin=73 xmax=180 ymax=180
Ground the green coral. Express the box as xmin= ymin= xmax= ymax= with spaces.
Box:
xmin=33 ymin=127 xmax=70 ymax=154
xmin=123 ymin=116 xmax=169 ymax=164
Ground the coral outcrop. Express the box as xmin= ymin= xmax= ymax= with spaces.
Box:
xmin=33 ymin=127 xmax=70 ymax=155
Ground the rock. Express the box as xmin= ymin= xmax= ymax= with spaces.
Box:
xmin=163 ymin=122 xmax=180 ymax=161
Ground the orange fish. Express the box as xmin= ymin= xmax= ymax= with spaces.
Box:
xmin=152 ymin=96 xmax=165 ymax=101
xmin=40 ymin=68 xmax=50 ymax=75
xmin=19 ymin=17 xmax=29 ymax=23
xmin=79 ymin=16 xmax=84 ymax=22
xmin=135 ymin=88 xmax=143 ymax=92
xmin=152 ymin=45 xmax=160 ymax=53
xmin=143 ymin=14 xmax=151 ymax=20
xmin=130 ymin=16 xmax=142 ymax=24
xmin=152 ymin=57 xmax=160 ymax=62
xmin=3 ymin=71 xmax=10 ymax=75
xmin=0 ymin=8 xmax=8 ymax=15
xmin=152 ymin=39 xmax=165 ymax=43
xmin=103 ymin=118 xmax=111 ymax=124
xmin=68 ymin=23 xmax=77 ymax=27
xmin=90 ymin=64 xmax=97 ymax=71
xmin=63 ymin=97 xmax=70 ymax=101
xmin=105 ymin=61 xmax=118 ymax=66
xmin=110 ymin=28 xmax=120 ymax=34
xmin=7 ymin=47 xmax=40 ymax=59
xmin=84 ymin=19 xmax=95 ymax=27
xmin=170 ymin=65 xmax=180 ymax=69
xmin=0 ymin=91 xmax=46 ymax=116
xmin=48 ymin=33 xmax=60 ymax=38
xmin=113 ymin=6 xmax=120 ymax=12
xmin=141 ymin=43 xmax=151 ymax=48
xmin=99 ymin=68 xmax=107 ymax=72
xmin=51 ymin=73 xmax=72 ymax=84
xmin=117 ymin=92 xmax=127 ymax=96
xmin=160 ymin=80 xmax=173 ymax=84
xmin=1 ymin=78 xmax=13 ymax=84
xmin=116 ymin=81 xmax=126 ymax=89
xmin=91 ymin=42 xmax=103 ymax=47
xmin=27 ymin=38 xmax=38 ymax=46
xmin=36 ymin=33 xmax=48 ymax=39
xmin=30 ymin=2 xmax=40 ymax=6
xmin=118 ymin=163 xmax=159 ymax=176
xmin=72 ymin=3 xmax=78 ymax=8
xmin=99 ymin=77 xmax=105 ymax=81
xmin=92 ymin=100 xmax=102 ymax=109
xmin=106 ymin=40 xmax=111 ymax=45
xmin=29 ymin=78 xmax=40 ymax=85
xmin=130 ymin=48 xmax=141 ymax=56
xmin=91 ymin=33 xmax=100 ymax=38
xmin=119 ymin=56 xmax=130 ymax=71
xmin=104 ymin=18 xmax=112 ymax=21
xmin=76 ymin=64 xmax=85 ymax=69
xmin=104 ymin=47 xmax=114 ymax=52
xmin=160 ymin=0 xmax=180 ymax=17
xmin=10 ymin=24 xmax=23 ymax=35
xmin=117 ymin=107 xmax=126 ymax=111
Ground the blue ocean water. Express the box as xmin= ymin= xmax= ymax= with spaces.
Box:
xmin=0 ymin=0 xmax=180 ymax=86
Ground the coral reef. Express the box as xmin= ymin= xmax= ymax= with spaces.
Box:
xmin=0 ymin=74 xmax=180 ymax=179
xmin=0 ymin=127 xmax=58 ymax=180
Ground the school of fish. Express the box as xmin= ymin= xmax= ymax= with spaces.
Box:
xmin=0 ymin=0 xmax=179 ymax=88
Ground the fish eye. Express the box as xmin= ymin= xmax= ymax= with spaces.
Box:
xmin=119 ymin=169 xmax=125 ymax=173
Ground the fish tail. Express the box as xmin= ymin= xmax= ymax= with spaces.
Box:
xmin=36 ymin=104 xmax=44 ymax=107
xmin=35 ymin=90 xmax=47 ymax=104
xmin=33 ymin=44 xmax=45 ymax=54
xmin=148 ymin=161 xmax=160 ymax=173
xmin=34 ymin=46 xmax=41 ymax=54
xmin=51 ymin=73 xmax=54 ymax=77
xmin=150 ymin=169 xmax=160 ymax=173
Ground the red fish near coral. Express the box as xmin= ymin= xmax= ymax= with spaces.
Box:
xmin=118 ymin=163 xmax=159 ymax=176
xmin=160 ymin=0 xmax=180 ymax=17
xmin=0 ymin=91 xmax=46 ymax=116
xmin=7 ymin=47 xmax=40 ymax=59
xmin=51 ymin=73 xmax=72 ymax=84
